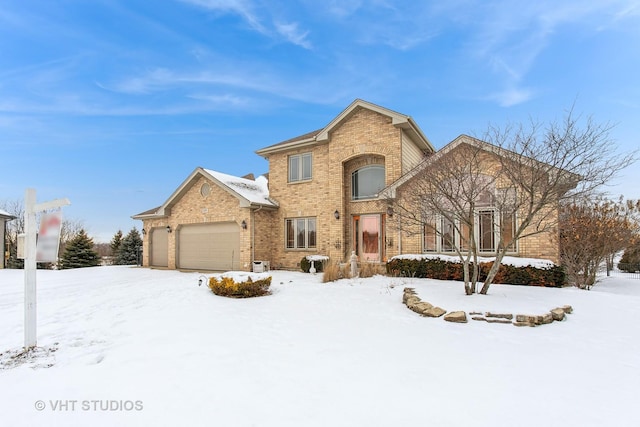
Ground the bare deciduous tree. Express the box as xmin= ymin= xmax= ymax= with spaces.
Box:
xmin=560 ymin=198 xmax=640 ymax=289
xmin=387 ymin=107 xmax=635 ymax=295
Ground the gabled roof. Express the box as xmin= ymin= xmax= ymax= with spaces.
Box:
xmin=132 ymin=167 xmax=278 ymax=220
xmin=381 ymin=134 xmax=580 ymax=199
xmin=255 ymin=99 xmax=435 ymax=157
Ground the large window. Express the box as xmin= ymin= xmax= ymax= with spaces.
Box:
xmin=288 ymin=153 xmax=312 ymax=182
xmin=285 ymin=217 xmax=316 ymax=249
xmin=423 ymin=211 xmax=516 ymax=253
xmin=352 ymin=165 xmax=385 ymax=200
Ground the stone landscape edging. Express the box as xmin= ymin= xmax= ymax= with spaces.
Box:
xmin=402 ymin=287 xmax=573 ymax=327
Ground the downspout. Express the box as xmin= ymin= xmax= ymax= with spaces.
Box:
xmin=397 ymin=211 xmax=402 ymax=255
xmin=251 ymin=205 xmax=263 ymax=264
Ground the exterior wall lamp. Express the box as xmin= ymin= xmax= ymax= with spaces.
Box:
xmin=166 ymin=225 xmax=172 ymax=233
xmin=334 ymin=210 xmax=340 ymax=220
xmin=386 ymin=206 xmax=394 ymax=217
xmin=141 ymin=228 xmax=146 ymax=235
xmin=241 ymin=220 xmax=247 ymax=230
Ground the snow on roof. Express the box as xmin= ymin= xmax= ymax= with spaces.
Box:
xmin=203 ymin=168 xmax=277 ymax=207
xmin=0 ymin=208 xmax=15 ymax=218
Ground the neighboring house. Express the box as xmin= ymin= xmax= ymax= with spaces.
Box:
xmin=1 ymin=209 xmax=16 ymax=269
xmin=133 ymin=99 xmax=560 ymax=271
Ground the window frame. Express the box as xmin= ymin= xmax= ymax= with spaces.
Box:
xmin=285 ymin=217 xmax=317 ymax=250
xmin=422 ymin=210 xmax=517 ymax=254
xmin=288 ymin=153 xmax=312 ymax=183
xmin=351 ymin=165 xmax=385 ymax=200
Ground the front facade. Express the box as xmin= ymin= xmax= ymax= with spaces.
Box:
xmin=133 ymin=99 xmax=560 ymax=271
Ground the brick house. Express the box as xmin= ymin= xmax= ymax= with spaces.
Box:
xmin=133 ymin=99 xmax=560 ymax=271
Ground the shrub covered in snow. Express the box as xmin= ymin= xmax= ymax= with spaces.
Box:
xmin=386 ymin=257 xmax=565 ymax=287
xmin=208 ymin=275 xmax=271 ymax=298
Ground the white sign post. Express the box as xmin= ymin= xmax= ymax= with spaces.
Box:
xmin=24 ymin=188 xmax=70 ymax=349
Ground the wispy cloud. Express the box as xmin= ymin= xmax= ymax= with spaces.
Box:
xmin=274 ymin=21 xmax=311 ymax=49
xmin=452 ymin=0 xmax=640 ymax=106
xmin=179 ymin=0 xmax=312 ymax=48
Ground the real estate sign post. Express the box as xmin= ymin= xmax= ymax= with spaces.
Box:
xmin=24 ymin=188 xmax=70 ymax=349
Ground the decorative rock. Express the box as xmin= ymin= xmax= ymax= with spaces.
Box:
xmin=536 ymin=313 xmax=554 ymax=325
xmin=444 ymin=311 xmax=467 ymax=323
xmin=486 ymin=312 xmax=514 ymax=320
xmin=472 ymin=316 xmax=487 ymax=322
xmin=469 ymin=311 xmax=483 ymax=316
xmin=516 ymin=314 xmax=536 ymax=323
xmin=404 ymin=295 xmax=421 ymax=306
xmin=550 ymin=308 xmax=565 ymax=321
xmin=408 ymin=301 xmax=433 ymax=315
xmin=562 ymin=305 xmax=573 ymax=314
xmin=513 ymin=321 xmax=536 ymax=327
xmin=424 ymin=306 xmax=446 ymax=318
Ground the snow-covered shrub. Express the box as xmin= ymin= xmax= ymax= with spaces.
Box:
xmin=208 ymin=275 xmax=271 ymax=298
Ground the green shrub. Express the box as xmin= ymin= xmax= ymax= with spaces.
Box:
xmin=300 ymin=256 xmax=327 ymax=273
xmin=386 ymin=257 xmax=565 ymax=287
xmin=208 ymin=275 xmax=271 ymax=298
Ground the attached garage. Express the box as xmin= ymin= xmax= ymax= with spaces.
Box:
xmin=150 ymin=227 xmax=169 ymax=267
xmin=177 ymin=222 xmax=240 ymax=271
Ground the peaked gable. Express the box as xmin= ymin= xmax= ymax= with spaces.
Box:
xmin=255 ymin=99 xmax=435 ymax=157
xmin=132 ymin=167 xmax=277 ymax=219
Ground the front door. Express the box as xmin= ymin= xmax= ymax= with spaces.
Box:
xmin=354 ymin=214 xmax=381 ymax=262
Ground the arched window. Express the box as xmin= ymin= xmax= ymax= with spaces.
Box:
xmin=352 ymin=165 xmax=385 ymax=200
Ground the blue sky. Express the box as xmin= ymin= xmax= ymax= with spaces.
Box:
xmin=1 ymin=0 xmax=639 ymax=242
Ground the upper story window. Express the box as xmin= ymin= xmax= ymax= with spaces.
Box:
xmin=289 ymin=153 xmax=312 ymax=182
xmin=352 ymin=165 xmax=385 ymax=200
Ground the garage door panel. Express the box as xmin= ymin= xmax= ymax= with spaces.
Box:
xmin=178 ymin=222 xmax=240 ymax=271
xmin=150 ymin=228 xmax=168 ymax=267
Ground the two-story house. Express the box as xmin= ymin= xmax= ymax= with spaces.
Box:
xmin=133 ymin=99 xmax=560 ymax=271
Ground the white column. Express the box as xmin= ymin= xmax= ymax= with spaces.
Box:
xmin=24 ymin=188 xmax=37 ymax=349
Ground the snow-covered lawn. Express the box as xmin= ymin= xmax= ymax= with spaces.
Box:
xmin=1 ymin=266 xmax=639 ymax=426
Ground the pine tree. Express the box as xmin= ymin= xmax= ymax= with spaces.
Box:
xmin=115 ymin=228 xmax=143 ymax=265
xmin=110 ymin=230 xmax=123 ymax=259
xmin=59 ymin=229 xmax=100 ymax=269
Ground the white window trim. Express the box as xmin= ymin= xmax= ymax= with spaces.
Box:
xmin=423 ymin=210 xmax=518 ymax=254
xmin=288 ymin=153 xmax=312 ymax=183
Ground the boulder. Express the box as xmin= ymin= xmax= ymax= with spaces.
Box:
xmin=516 ymin=314 xmax=537 ymax=323
xmin=550 ymin=308 xmax=565 ymax=321
xmin=444 ymin=311 xmax=468 ymax=323
xmin=486 ymin=312 xmax=513 ymax=320
xmin=513 ymin=321 xmax=536 ymax=327
xmin=536 ymin=313 xmax=554 ymax=325
xmin=562 ymin=305 xmax=573 ymax=314
xmin=408 ymin=301 xmax=433 ymax=315
xmin=424 ymin=306 xmax=446 ymax=318
xmin=404 ymin=295 xmax=421 ymax=306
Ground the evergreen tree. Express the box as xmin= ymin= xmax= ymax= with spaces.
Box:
xmin=110 ymin=230 xmax=123 ymax=258
xmin=59 ymin=229 xmax=100 ymax=269
xmin=115 ymin=228 xmax=143 ymax=265
xmin=620 ymin=237 xmax=640 ymax=272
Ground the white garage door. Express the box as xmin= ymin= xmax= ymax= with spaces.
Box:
xmin=150 ymin=228 xmax=169 ymax=267
xmin=177 ymin=222 xmax=240 ymax=271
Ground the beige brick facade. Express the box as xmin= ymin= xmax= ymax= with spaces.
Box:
xmin=134 ymin=99 xmax=562 ymax=271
